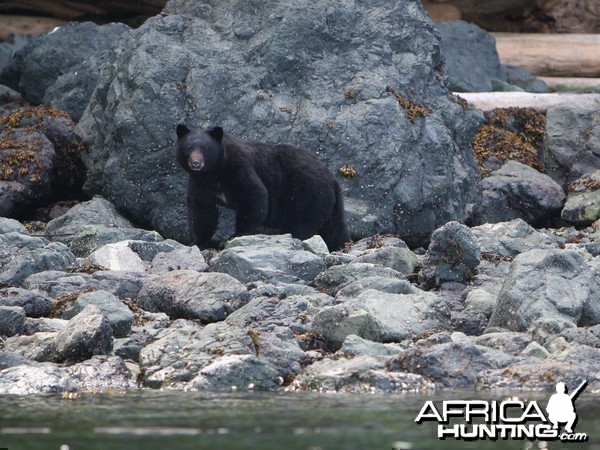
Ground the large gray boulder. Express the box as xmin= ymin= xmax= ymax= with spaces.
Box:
xmin=45 ymin=196 xmax=136 ymax=245
xmin=149 ymin=244 xmax=208 ymax=274
xmin=561 ymin=170 xmax=600 ymax=225
xmin=54 ymin=304 xmax=114 ymax=362
xmin=477 ymin=161 xmax=565 ymax=225
xmin=0 ymin=287 xmax=54 ymax=317
xmin=488 ymin=249 xmax=599 ymax=331
xmin=4 ymin=332 xmax=58 ymax=362
xmin=436 ymin=20 xmax=507 ymax=92
xmin=0 ymin=356 xmax=138 ymax=395
xmin=83 ymin=241 xmax=147 ymax=272
xmin=436 ymin=21 xmax=547 ymax=93
xmin=0 ymin=34 xmax=33 ymax=78
xmin=23 ymin=269 xmax=146 ymax=300
xmin=60 ymin=290 xmax=134 ymax=338
xmin=388 ymin=335 xmax=517 ymax=388
xmin=346 ymin=235 xmax=418 ymax=275
xmin=477 ymin=344 xmax=600 ymax=391
xmin=0 ymin=233 xmax=76 ymax=286
xmin=313 ymin=263 xmax=405 ymax=297
xmin=338 ymin=334 xmax=405 ymax=359
xmin=0 ymin=217 xmax=28 ymax=234
xmin=226 ymin=294 xmax=327 ymax=335
xmin=210 ymin=234 xmax=326 ymax=284
xmin=471 ymin=219 xmax=558 ymax=258
xmin=77 ymin=0 xmax=483 ymax=247
xmin=420 ymin=221 xmax=480 ymax=286
xmin=190 ymin=355 xmax=283 ymax=392
xmin=312 ymin=286 xmax=451 ymax=350
xmin=288 ymin=355 xmax=431 ymax=393
xmin=139 ymin=320 xmax=305 ymax=389
xmin=0 ymin=364 xmax=77 ymax=395
xmin=545 ymin=104 xmax=600 ymax=188
xmin=70 ymin=225 xmax=165 ymax=258
xmin=0 ymin=108 xmax=85 ymax=218
xmin=0 ymin=22 xmax=130 ymax=120
xmin=137 ymin=270 xmax=247 ymax=322
xmin=0 ymin=305 xmax=26 ymax=337
xmin=504 ymin=64 xmax=548 ymax=93
xmin=66 ymin=355 xmax=138 ymax=392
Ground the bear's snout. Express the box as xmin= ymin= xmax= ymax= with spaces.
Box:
xmin=188 ymin=150 xmax=204 ymax=171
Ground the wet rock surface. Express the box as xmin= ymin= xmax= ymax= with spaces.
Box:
xmin=437 ymin=21 xmax=506 ymax=93
xmin=561 ymin=170 xmax=600 ymax=225
xmin=0 ymin=21 xmax=129 ymax=121
xmin=0 ymin=106 xmax=85 ymax=217
xmin=419 ymin=221 xmax=480 ymax=287
xmin=0 ymin=0 xmax=599 ymax=397
xmin=77 ymin=0 xmax=483 ymax=247
xmin=137 ymin=270 xmax=247 ymax=322
xmin=1 ymin=199 xmax=599 ymax=394
xmin=437 ymin=21 xmax=548 ymax=94
xmin=487 ymin=249 xmax=598 ymax=331
xmin=477 ymin=161 xmax=565 ymax=225
xmin=211 ymin=235 xmax=326 ymax=284
xmin=544 ymin=104 xmax=600 ymax=187
xmin=0 ymin=232 xmax=76 ymax=285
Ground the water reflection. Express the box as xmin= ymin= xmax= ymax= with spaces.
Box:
xmin=0 ymin=390 xmax=598 ymax=449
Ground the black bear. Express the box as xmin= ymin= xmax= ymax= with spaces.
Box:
xmin=176 ymin=125 xmax=350 ymax=251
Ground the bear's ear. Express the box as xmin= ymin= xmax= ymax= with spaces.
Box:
xmin=208 ymin=127 xmax=224 ymax=142
xmin=176 ymin=124 xmax=191 ymax=140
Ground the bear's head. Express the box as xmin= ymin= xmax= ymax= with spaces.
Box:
xmin=176 ymin=125 xmax=224 ymax=174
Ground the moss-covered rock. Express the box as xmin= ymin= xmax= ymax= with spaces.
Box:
xmin=562 ymin=170 xmax=600 ymax=224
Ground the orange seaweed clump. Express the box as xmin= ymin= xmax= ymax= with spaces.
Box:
xmin=0 ymin=105 xmax=72 ymax=132
xmin=0 ymin=105 xmax=83 ymax=183
xmin=0 ymin=139 xmax=46 ymax=181
xmin=472 ymin=107 xmax=545 ymax=177
xmin=386 ymin=85 xmax=431 ymax=122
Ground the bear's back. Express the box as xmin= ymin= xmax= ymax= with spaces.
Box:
xmin=225 ymin=135 xmax=329 ymax=183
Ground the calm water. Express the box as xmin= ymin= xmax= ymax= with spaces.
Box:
xmin=0 ymin=390 xmax=598 ymax=450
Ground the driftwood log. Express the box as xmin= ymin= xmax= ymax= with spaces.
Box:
xmin=424 ymin=0 xmax=600 ymax=33
xmin=0 ymin=14 xmax=65 ymax=40
xmin=0 ymin=0 xmax=165 ymax=21
xmin=540 ymin=77 xmax=600 ymax=92
xmin=494 ymin=33 xmax=600 ymax=78
xmin=456 ymin=92 xmax=600 ymax=111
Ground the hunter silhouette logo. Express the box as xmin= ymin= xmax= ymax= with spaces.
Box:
xmin=546 ymin=380 xmax=586 ymax=434
xmin=415 ymin=379 xmax=588 ymax=442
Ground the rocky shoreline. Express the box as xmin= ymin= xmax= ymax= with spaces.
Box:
xmin=1 ymin=0 xmax=599 ymax=396
xmin=1 ymin=195 xmax=599 ymax=394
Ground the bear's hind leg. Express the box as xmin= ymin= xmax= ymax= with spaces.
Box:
xmin=188 ymin=195 xmax=218 ymax=248
xmin=233 ymin=181 xmax=269 ymax=236
xmin=283 ymin=194 xmax=331 ymax=243
xmin=316 ymin=185 xmax=351 ymax=251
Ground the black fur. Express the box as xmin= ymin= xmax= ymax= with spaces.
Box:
xmin=176 ymin=125 xmax=350 ymax=251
